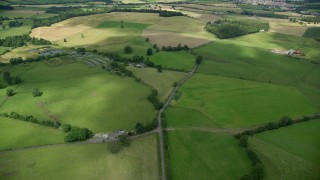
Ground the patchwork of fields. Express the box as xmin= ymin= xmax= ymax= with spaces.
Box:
xmin=0 ymin=3 xmax=319 ymax=180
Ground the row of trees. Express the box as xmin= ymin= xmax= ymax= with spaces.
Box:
xmin=135 ymin=118 xmax=158 ymax=134
xmin=147 ymin=89 xmax=163 ymax=110
xmin=235 ymin=114 xmax=320 ymax=138
xmin=0 ymin=35 xmax=51 ymax=48
xmin=2 ymin=71 xmax=22 ymax=85
xmin=113 ymin=8 xmax=183 ymax=17
xmin=0 ymin=112 xmax=61 ymax=128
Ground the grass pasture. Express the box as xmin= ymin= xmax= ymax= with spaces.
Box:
xmin=169 ymin=74 xmax=317 ymax=128
xmin=0 ymin=135 xmax=159 ymax=180
xmin=0 ymin=62 xmax=156 ymax=132
xmin=168 ymin=131 xmax=252 ymax=179
xmin=194 ymin=41 xmax=320 ymax=108
xmin=0 ymin=25 xmax=31 ymax=39
xmin=149 ymin=51 xmax=195 ymax=71
xmin=250 ymin=120 xmax=320 ymax=179
xmin=127 ymin=67 xmax=186 ymax=102
xmin=0 ymin=117 xmax=64 ymax=151
xmin=303 ymin=27 xmax=320 ymax=39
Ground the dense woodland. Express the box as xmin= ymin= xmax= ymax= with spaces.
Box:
xmin=206 ymin=20 xmax=270 ymax=39
xmin=0 ymin=35 xmax=51 ymax=48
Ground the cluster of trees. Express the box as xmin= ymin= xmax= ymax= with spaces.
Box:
xmin=8 ymin=20 xmax=23 ymax=27
xmin=64 ymin=126 xmax=94 ymax=142
xmin=107 ymin=61 xmax=133 ymax=76
xmin=0 ymin=112 xmax=61 ymax=128
xmin=124 ymin=45 xmax=132 ymax=54
xmin=235 ymin=114 xmax=320 ymax=139
xmin=76 ymin=47 xmax=86 ymax=54
xmin=195 ymin=55 xmax=203 ymax=65
xmin=112 ymin=9 xmax=183 ymax=17
xmin=241 ymin=10 xmax=288 ymax=19
xmin=0 ymin=35 xmax=51 ymax=48
xmin=0 ymin=5 xmax=14 ymax=10
xmin=108 ymin=134 xmax=131 ymax=154
xmin=161 ymin=44 xmax=189 ymax=52
xmin=32 ymin=88 xmax=43 ymax=97
xmin=206 ymin=20 xmax=269 ymax=39
xmin=2 ymin=71 xmax=22 ymax=85
xmin=135 ymin=118 xmax=158 ymax=134
xmin=147 ymin=89 xmax=163 ymax=110
xmin=301 ymin=17 xmax=320 ymax=23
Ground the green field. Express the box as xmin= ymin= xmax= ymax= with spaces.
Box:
xmin=0 ymin=47 xmax=11 ymax=55
xmin=194 ymin=41 xmax=320 ymax=108
xmin=0 ymin=25 xmax=31 ymax=39
xmin=165 ymin=106 xmax=221 ymax=128
xmin=169 ymin=74 xmax=317 ymax=128
xmin=96 ymin=20 xmax=151 ymax=29
xmin=303 ymin=27 xmax=320 ymax=39
xmin=0 ymin=135 xmax=159 ymax=179
xmin=168 ymin=131 xmax=252 ymax=179
xmin=250 ymin=120 xmax=320 ymax=179
xmin=0 ymin=61 xmax=156 ymax=132
xmin=127 ymin=67 xmax=186 ymax=102
xmin=149 ymin=51 xmax=195 ymax=71
xmin=0 ymin=117 xmax=64 ymax=151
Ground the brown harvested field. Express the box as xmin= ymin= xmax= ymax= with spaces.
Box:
xmin=143 ymin=16 xmax=216 ymax=47
xmin=6 ymin=10 xmax=46 ymax=14
xmin=31 ymin=25 xmax=91 ymax=41
xmin=261 ymin=18 xmax=308 ymax=36
xmin=142 ymin=29 xmax=213 ymax=48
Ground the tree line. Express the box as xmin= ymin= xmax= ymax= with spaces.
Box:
xmin=0 ymin=35 xmax=51 ymax=48
xmin=0 ymin=112 xmax=94 ymax=142
xmin=112 ymin=8 xmax=183 ymax=17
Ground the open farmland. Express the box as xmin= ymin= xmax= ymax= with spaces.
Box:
xmin=249 ymin=120 xmax=320 ymax=179
xmin=168 ymin=131 xmax=252 ymax=179
xmin=194 ymin=41 xmax=320 ymax=108
xmin=303 ymin=27 xmax=320 ymax=39
xmin=0 ymin=117 xmax=64 ymax=151
xmin=169 ymin=74 xmax=317 ymax=128
xmin=31 ymin=12 xmax=163 ymax=56
xmin=0 ymin=135 xmax=159 ymax=180
xmin=127 ymin=67 xmax=186 ymax=102
xmin=0 ymin=62 xmax=156 ymax=132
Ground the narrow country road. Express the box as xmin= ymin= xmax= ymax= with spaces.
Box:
xmin=156 ymin=64 xmax=198 ymax=180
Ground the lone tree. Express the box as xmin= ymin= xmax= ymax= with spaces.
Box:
xmin=119 ymin=134 xmax=131 ymax=147
xmin=145 ymin=38 xmax=149 ymax=42
xmin=64 ymin=38 xmax=67 ymax=42
xmin=32 ymin=88 xmax=43 ymax=97
xmin=196 ymin=55 xmax=203 ymax=64
xmin=6 ymin=89 xmax=14 ymax=96
xmin=108 ymin=141 xmax=122 ymax=154
xmin=147 ymin=48 xmax=153 ymax=56
xmin=124 ymin=45 xmax=133 ymax=54
xmin=156 ymin=65 xmax=162 ymax=72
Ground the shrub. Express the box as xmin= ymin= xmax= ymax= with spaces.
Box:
xmin=32 ymin=88 xmax=43 ymax=97
xmin=124 ymin=45 xmax=133 ymax=54
xmin=6 ymin=89 xmax=14 ymax=96
xmin=62 ymin=124 xmax=72 ymax=133
xmin=108 ymin=141 xmax=122 ymax=154
xmin=147 ymin=48 xmax=153 ymax=56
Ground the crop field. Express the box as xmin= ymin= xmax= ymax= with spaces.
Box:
xmin=303 ymin=27 xmax=320 ymax=39
xmin=0 ymin=62 xmax=156 ymax=132
xmin=0 ymin=45 xmax=53 ymax=62
xmin=261 ymin=17 xmax=308 ymax=36
xmin=169 ymin=74 xmax=317 ymax=128
xmin=149 ymin=51 xmax=195 ymax=71
xmin=127 ymin=67 xmax=186 ymax=102
xmin=249 ymin=120 xmax=320 ymax=179
xmin=168 ymin=131 xmax=252 ymax=179
xmin=0 ymin=117 xmax=64 ymax=151
xmin=31 ymin=12 xmax=163 ymax=56
xmin=0 ymin=135 xmax=159 ymax=180
xmin=143 ymin=16 xmax=216 ymax=48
